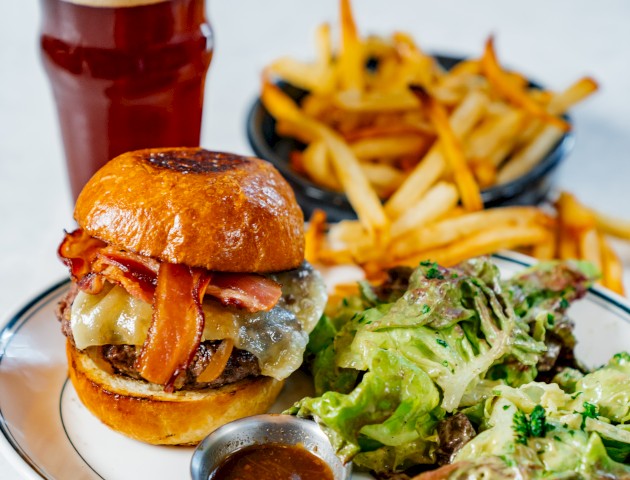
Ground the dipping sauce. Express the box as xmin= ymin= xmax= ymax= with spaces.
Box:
xmin=209 ymin=443 xmax=334 ymax=480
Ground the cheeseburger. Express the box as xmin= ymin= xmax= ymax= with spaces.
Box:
xmin=56 ymin=148 xmax=326 ymax=445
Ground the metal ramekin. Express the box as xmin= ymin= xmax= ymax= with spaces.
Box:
xmin=190 ymin=414 xmax=352 ymax=480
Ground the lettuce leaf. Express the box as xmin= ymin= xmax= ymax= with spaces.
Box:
xmin=289 ymin=348 xmax=443 ymax=471
xmin=291 ymin=258 xmax=611 ymax=476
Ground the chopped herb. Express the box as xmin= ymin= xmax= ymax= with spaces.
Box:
xmin=613 ymin=352 xmax=630 ymax=362
xmin=547 ymin=313 xmax=555 ymax=325
xmin=576 ymin=402 xmax=599 ymax=430
xmin=529 ymin=405 xmax=548 ymax=437
xmin=513 ymin=410 xmax=530 ymax=445
xmin=492 ymin=390 xmax=502 ymax=396
xmin=342 ymin=298 xmax=348 ymax=306
xmin=512 ymin=405 xmax=550 ymax=444
xmin=436 ymin=338 xmax=448 ymax=348
xmin=571 ymin=391 xmax=582 ymax=400
xmin=442 ymin=360 xmax=449 ymax=367
xmin=499 ymin=455 xmax=515 ymax=467
xmin=503 ymin=405 xmax=510 ymax=410
xmin=419 ymin=260 xmax=434 ymax=267
xmin=421 ymin=304 xmax=431 ymax=314
xmin=426 ymin=267 xmax=444 ymax=280
xmin=554 ymin=435 xmax=562 ymax=442
xmin=560 ymin=297 xmax=569 ymax=309
xmin=450 ymin=273 xmax=459 ymax=279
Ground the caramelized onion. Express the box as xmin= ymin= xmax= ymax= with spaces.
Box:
xmin=196 ymin=339 xmax=235 ymax=383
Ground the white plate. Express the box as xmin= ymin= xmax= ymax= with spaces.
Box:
xmin=1 ymin=252 xmax=629 ymax=479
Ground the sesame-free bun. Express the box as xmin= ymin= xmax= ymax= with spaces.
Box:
xmin=66 ymin=341 xmax=285 ymax=445
xmin=74 ymin=148 xmax=304 ymax=272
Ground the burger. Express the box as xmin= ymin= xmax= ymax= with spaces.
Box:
xmin=56 ymin=148 xmax=327 ymax=445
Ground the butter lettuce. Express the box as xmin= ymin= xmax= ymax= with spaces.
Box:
xmin=289 ymin=349 xmax=443 ymax=469
xmin=290 ymin=258 xmax=620 ymax=476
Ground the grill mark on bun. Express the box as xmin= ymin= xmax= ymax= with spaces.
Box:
xmin=145 ymin=149 xmax=250 ymax=174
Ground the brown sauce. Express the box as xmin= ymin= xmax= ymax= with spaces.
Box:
xmin=209 ymin=443 xmax=334 ymax=480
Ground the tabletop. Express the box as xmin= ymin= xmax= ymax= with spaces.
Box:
xmin=1 ymin=1 xmax=629 ymax=478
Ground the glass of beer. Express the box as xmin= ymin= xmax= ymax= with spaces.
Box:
xmin=40 ymin=0 xmax=213 ymax=200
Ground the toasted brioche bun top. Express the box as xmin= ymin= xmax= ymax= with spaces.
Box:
xmin=74 ymin=148 xmax=304 ymax=272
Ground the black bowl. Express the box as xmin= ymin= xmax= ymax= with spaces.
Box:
xmin=247 ymin=55 xmax=573 ymax=222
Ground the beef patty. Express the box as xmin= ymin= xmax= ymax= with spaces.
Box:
xmin=57 ymin=285 xmax=261 ymax=391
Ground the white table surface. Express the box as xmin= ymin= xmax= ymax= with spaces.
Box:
xmin=1 ymin=1 xmax=629 ymax=478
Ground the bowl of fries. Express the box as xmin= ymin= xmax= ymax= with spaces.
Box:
xmin=247 ymin=0 xmax=597 ymax=222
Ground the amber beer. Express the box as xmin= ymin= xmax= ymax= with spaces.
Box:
xmin=40 ymin=0 xmax=213 ymax=199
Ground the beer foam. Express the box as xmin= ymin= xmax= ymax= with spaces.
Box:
xmin=61 ymin=0 xmax=169 ymax=7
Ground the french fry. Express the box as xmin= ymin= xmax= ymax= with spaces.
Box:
xmin=396 ymin=224 xmax=550 ymax=268
xmin=344 ymin=123 xmax=432 ymax=142
xmin=547 ymin=77 xmax=599 ymax=115
xmin=323 ymin=131 xmax=390 ymax=242
xmin=497 ymin=126 xmax=564 ymax=183
xmin=531 ymin=227 xmax=557 ymax=260
xmin=338 ymin=0 xmax=364 ymax=92
xmin=578 ymin=228 xmax=603 ymax=273
xmin=385 ymin=89 xmax=488 ymax=219
xmin=592 ymin=210 xmax=630 ymax=241
xmin=302 ymin=140 xmax=341 ymax=190
xmin=599 ymin=234 xmax=625 ymax=295
xmin=514 ymin=77 xmax=598 ymax=148
xmin=334 ymin=90 xmax=419 ymax=112
xmin=268 ymin=57 xmax=335 ymax=95
xmin=275 ymin=120 xmax=317 ymax=144
xmin=465 ymin=109 xmax=525 ymax=165
xmin=390 ymin=181 xmax=459 ymax=239
xmin=391 ymin=206 xmax=552 ymax=259
xmin=555 ymin=191 xmax=596 ymax=233
xmin=469 ymin=157 xmax=497 ymax=189
xmin=391 ymin=32 xmax=438 ymax=89
xmin=481 ymin=36 xmax=570 ymax=132
xmin=557 ymin=226 xmax=579 ymax=260
xmin=315 ymin=23 xmax=333 ymax=68
xmin=304 ymin=209 xmax=328 ymax=264
xmin=360 ymin=162 xmax=405 ymax=198
xmin=351 ymin=135 xmax=429 ymax=160
xmin=262 ymin=80 xmax=389 ymax=240
xmin=413 ymin=86 xmax=483 ymax=212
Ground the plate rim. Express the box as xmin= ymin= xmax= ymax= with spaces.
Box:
xmin=1 ymin=253 xmax=629 ymax=479
xmin=0 ymin=278 xmax=70 ymax=480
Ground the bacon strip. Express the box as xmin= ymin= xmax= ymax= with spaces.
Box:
xmin=58 ymin=229 xmax=106 ymax=282
xmin=92 ymin=249 xmax=158 ymax=303
xmin=135 ymin=263 xmax=210 ymax=390
xmin=205 ymin=273 xmax=282 ymax=312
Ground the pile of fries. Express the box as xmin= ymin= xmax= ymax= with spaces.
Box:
xmin=307 ymin=194 xmax=629 ymax=296
xmin=262 ymin=0 xmax=597 ymax=207
xmin=262 ymin=0 xmax=628 ymax=296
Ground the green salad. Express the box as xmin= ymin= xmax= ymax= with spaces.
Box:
xmin=288 ymin=258 xmax=630 ymax=479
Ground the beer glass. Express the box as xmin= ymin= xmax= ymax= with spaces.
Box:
xmin=40 ymin=0 xmax=213 ymax=200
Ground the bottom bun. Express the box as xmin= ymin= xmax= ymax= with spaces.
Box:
xmin=66 ymin=341 xmax=285 ymax=445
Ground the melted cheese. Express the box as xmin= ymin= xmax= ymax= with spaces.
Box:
xmin=70 ymin=263 xmax=327 ymax=380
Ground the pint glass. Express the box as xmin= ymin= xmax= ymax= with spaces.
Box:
xmin=40 ymin=0 xmax=213 ymax=199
